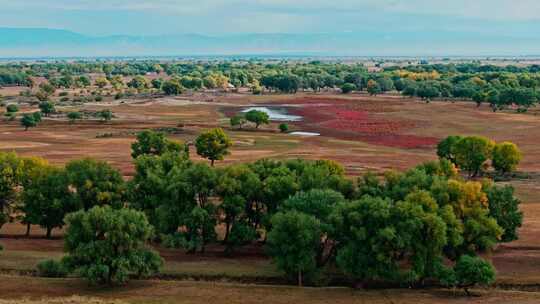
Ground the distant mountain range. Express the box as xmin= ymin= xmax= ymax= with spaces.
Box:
xmin=0 ymin=28 xmax=539 ymax=58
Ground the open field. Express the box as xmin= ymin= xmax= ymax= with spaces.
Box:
xmin=1 ymin=92 xmax=540 ymax=301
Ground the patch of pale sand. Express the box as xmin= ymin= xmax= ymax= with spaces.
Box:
xmin=0 ymin=142 xmax=51 ymax=149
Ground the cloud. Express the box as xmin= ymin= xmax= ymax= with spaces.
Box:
xmin=1 ymin=0 xmax=540 ymax=20
xmin=0 ymin=0 xmax=539 ymax=37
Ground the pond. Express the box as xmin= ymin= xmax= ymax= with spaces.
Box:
xmin=289 ymin=131 xmax=320 ymax=136
xmin=241 ymin=107 xmax=302 ymax=122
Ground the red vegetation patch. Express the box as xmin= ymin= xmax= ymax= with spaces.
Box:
xmin=289 ymin=102 xmax=438 ymax=149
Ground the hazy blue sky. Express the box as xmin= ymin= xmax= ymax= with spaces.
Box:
xmin=0 ymin=0 xmax=539 ymax=36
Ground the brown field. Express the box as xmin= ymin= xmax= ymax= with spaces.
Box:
xmin=1 ymin=92 xmax=540 ymax=302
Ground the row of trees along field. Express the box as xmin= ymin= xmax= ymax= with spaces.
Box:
xmin=1 ymin=62 xmax=540 ymax=112
xmin=0 ymin=129 xmax=523 ymax=294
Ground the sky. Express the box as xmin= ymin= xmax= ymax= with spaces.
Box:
xmin=0 ymin=0 xmax=539 ymax=37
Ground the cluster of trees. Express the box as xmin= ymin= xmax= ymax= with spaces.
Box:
xmin=437 ymin=136 xmax=522 ymax=177
xmin=0 ymin=129 xmax=523 ymax=291
xmin=267 ymin=160 xmax=519 ymax=289
xmin=3 ymin=99 xmax=111 ymax=130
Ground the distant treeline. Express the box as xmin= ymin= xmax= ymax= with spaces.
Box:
xmin=2 ymin=61 xmax=540 ymax=111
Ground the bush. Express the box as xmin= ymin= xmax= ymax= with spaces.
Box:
xmin=279 ymin=123 xmax=289 ymax=133
xmin=114 ymin=93 xmax=124 ymax=100
xmin=59 ymin=92 xmax=69 ymax=97
xmin=60 ymin=97 xmax=70 ymax=102
xmin=94 ymin=96 xmax=104 ymax=102
xmin=37 ymin=259 xmax=68 ymax=278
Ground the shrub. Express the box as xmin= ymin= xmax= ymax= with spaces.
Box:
xmin=94 ymin=96 xmax=104 ymax=102
xmin=37 ymin=259 xmax=68 ymax=278
xmin=279 ymin=123 xmax=289 ymax=133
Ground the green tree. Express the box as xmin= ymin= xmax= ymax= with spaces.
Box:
xmin=485 ymin=184 xmax=522 ymax=242
xmin=492 ymin=142 xmax=522 ymax=175
xmin=279 ymin=189 xmax=344 ymax=267
xmin=128 ymin=152 xmax=190 ymax=233
xmin=0 ymin=152 xmax=24 ymax=229
xmin=38 ymin=101 xmax=55 ymax=117
xmin=230 ymin=115 xmax=247 ymax=130
xmin=195 ymin=128 xmax=232 ymax=166
xmin=131 ymin=130 xmax=185 ymax=159
xmin=21 ymin=166 xmax=76 ymax=238
xmin=77 ymin=76 xmax=91 ymax=87
xmin=332 ymin=196 xmax=404 ymax=282
xmin=451 ymin=255 xmax=496 ymax=296
xmin=437 ymin=135 xmax=463 ymax=165
xmin=21 ymin=113 xmax=37 ymax=131
xmin=161 ymin=79 xmax=183 ymax=95
xmin=151 ymin=78 xmax=163 ymax=90
xmin=94 ymin=77 xmax=109 ymax=89
xmin=367 ymin=79 xmax=382 ymax=96
xmin=97 ymin=109 xmax=113 ymax=122
xmin=63 ymin=206 xmax=163 ymax=285
xmin=39 ymin=82 xmax=56 ymax=95
xmin=6 ymin=104 xmax=18 ymax=114
xmin=245 ymin=110 xmax=270 ymax=129
xmin=67 ymin=111 xmax=82 ymax=124
xmin=65 ymin=158 xmax=125 ymax=210
xmin=341 ymin=83 xmax=356 ymax=94
xmin=267 ymin=211 xmax=321 ymax=286
xmin=128 ymin=76 xmax=150 ymax=91
xmin=216 ymin=164 xmax=262 ymax=252
xmin=453 ymin=136 xmax=495 ymax=177
xmin=417 ymin=82 xmax=440 ymax=103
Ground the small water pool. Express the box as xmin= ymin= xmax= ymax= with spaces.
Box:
xmin=289 ymin=131 xmax=320 ymax=136
xmin=241 ymin=107 xmax=302 ymax=122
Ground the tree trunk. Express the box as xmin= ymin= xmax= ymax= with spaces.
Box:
xmin=211 ymin=159 xmax=215 ymax=167
xmin=224 ymin=221 xmax=230 ymax=243
xmin=26 ymin=223 xmax=31 ymax=237
xmin=298 ymin=270 xmax=303 ymax=287
xmin=46 ymin=227 xmax=52 ymax=239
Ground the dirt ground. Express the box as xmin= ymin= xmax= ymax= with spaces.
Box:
xmin=1 ymin=275 xmax=540 ymax=304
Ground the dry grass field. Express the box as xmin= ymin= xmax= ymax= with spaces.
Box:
xmin=1 ymin=91 xmax=540 ymax=302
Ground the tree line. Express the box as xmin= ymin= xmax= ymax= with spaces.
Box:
xmin=2 ymin=61 xmax=539 ymax=113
